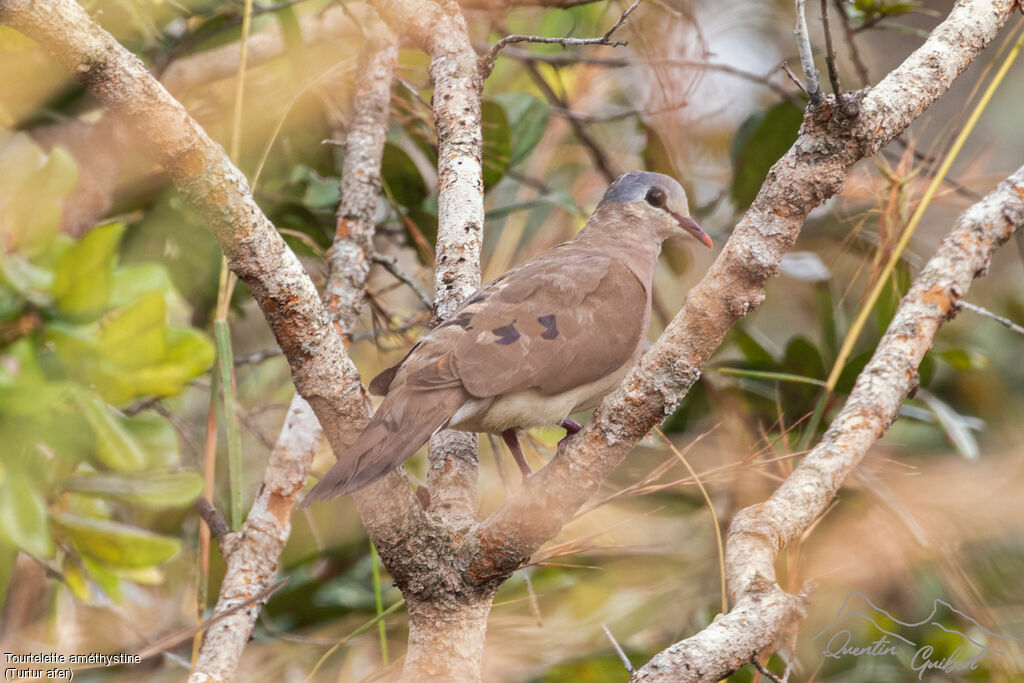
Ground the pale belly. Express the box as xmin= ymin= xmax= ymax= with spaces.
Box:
xmin=447 ymin=358 xmax=634 ymax=434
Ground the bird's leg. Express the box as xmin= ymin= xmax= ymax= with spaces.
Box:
xmin=557 ymin=417 xmax=583 ymax=448
xmin=501 ymin=429 xmax=532 ymax=478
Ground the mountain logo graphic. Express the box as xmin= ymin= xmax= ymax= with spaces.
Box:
xmin=810 ymin=590 xmax=1018 ymax=678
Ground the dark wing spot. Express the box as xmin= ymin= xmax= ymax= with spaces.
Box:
xmin=492 ymin=322 xmax=520 ymax=345
xmin=467 ymin=293 xmax=486 ymax=305
xmin=537 ymin=314 xmax=558 ymax=340
xmin=439 ymin=312 xmax=473 ymax=329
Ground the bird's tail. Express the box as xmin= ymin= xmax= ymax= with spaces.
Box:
xmin=300 ymin=384 xmax=465 ymax=504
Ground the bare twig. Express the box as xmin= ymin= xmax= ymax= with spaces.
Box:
xmin=780 ymin=61 xmax=810 ymax=97
xmin=794 ymin=0 xmax=825 ymax=105
xmin=372 ymin=254 xmax=433 ymax=310
xmin=492 ymin=48 xmax=801 ymax=103
xmin=834 ymin=0 xmax=871 ymax=87
xmin=523 ymin=59 xmax=619 ymax=181
xmin=820 ymin=0 xmax=842 ymax=95
xmin=478 ymin=0 xmax=644 ymax=78
xmin=750 ymin=658 xmax=784 ymax=683
xmin=955 ymin=300 xmax=1024 ymax=336
xmin=193 ymin=497 xmax=230 ymax=542
xmin=602 ymin=624 xmax=635 ymax=674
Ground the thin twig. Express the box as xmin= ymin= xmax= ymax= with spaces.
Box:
xmin=522 ymin=59 xmax=619 ymax=181
xmin=372 ymin=253 xmax=433 ymax=310
xmin=478 ymin=0 xmax=644 ymax=78
xmin=794 ymin=0 xmax=824 ymax=105
xmin=601 ymin=624 xmax=635 ymax=674
xmin=833 ymin=0 xmax=871 ymax=87
xmin=955 ymin=300 xmax=1024 ymax=336
xmin=194 ymin=497 xmax=231 ymax=542
xmin=781 ymin=61 xmax=810 ymax=97
xmin=820 ymin=0 xmax=842 ymax=95
xmin=751 ymin=657 xmax=784 ymax=683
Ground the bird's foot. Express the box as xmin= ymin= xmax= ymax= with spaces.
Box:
xmin=558 ymin=418 xmax=583 ymax=448
xmin=559 ymin=418 xmax=583 ymax=434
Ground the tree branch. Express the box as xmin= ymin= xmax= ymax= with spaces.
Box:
xmin=477 ymin=0 xmax=643 ymax=78
xmin=371 ymin=0 xmax=485 ymax=536
xmin=466 ymin=0 xmax=1017 ymax=585
xmin=630 ymin=160 xmax=1024 ymax=683
xmin=794 ymin=0 xmax=825 ymax=105
xmin=187 ymin=29 xmax=401 ymax=682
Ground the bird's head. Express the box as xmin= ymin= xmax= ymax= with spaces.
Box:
xmin=600 ymin=171 xmax=713 ymax=248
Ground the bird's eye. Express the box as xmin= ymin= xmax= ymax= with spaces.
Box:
xmin=645 ymin=187 xmax=667 ymax=208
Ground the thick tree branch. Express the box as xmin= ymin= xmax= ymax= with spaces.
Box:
xmin=372 ymin=0 xmax=485 ymax=534
xmin=325 ymin=32 xmax=399 ymax=338
xmin=467 ymin=0 xmax=1017 ymax=584
xmin=631 ymin=161 xmax=1024 ymax=683
xmin=188 ymin=30 xmax=400 ymax=682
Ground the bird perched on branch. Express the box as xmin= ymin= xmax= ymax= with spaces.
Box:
xmin=301 ymin=171 xmax=712 ymax=503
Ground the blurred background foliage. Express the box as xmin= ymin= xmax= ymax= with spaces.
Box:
xmin=1 ymin=0 xmax=1023 ymax=680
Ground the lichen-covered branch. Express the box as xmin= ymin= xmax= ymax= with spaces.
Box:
xmin=325 ymin=31 xmax=398 ymax=338
xmin=467 ymin=0 xmax=1016 ymax=585
xmin=371 ymin=0 xmax=485 ymax=530
xmin=189 ymin=399 xmax=322 ymax=682
xmin=630 ymin=161 xmax=1024 ymax=683
xmin=188 ymin=31 xmax=399 ymax=682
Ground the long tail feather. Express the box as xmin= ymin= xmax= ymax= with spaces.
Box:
xmin=300 ymin=385 xmax=464 ymax=504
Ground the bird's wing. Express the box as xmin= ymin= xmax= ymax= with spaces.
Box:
xmin=405 ymin=247 xmax=648 ymax=398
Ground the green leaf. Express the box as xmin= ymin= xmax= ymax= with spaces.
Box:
xmin=72 ymin=389 xmax=148 ymax=472
xmin=0 ymin=254 xmax=54 ymax=307
xmin=494 ymin=92 xmax=549 ymax=166
xmin=303 ymin=170 xmax=340 ymax=210
xmin=108 ymin=262 xmax=180 ymax=311
xmin=54 ymin=514 xmax=180 ymax=568
xmin=708 ymin=367 xmax=826 ymax=386
xmin=5 ymin=145 xmax=78 ymax=255
xmin=381 ymin=143 xmax=428 ymax=209
xmin=52 ymin=222 xmax=125 ymax=320
xmin=731 ymin=326 xmax=777 ymax=366
xmin=127 ymin=326 xmax=215 ymax=399
xmin=481 ymin=99 xmax=511 ymax=190
xmin=63 ymin=471 xmax=203 ymax=508
xmin=0 ymin=467 xmax=54 ymax=558
xmin=730 ymin=101 xmax=803 ymax=211
xmin=100 ymin=291 xmax=167 ymax=370
xmin=835 ymin=350 xmax=873 ymax=394
xmin=936 ymin=348 xmax=989 ymax=371
xmin=123 ymin=414 xmax=180 ymax=469
xmin=875 ymin=258 xmax=912 ymax=335
xmin=918 ymin=391 xmax=980 ymax=460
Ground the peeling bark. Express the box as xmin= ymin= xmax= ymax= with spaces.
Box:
xmin=630 ymin=162 xmax=1024 ymax=683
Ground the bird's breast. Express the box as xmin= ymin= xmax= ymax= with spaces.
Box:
xmin=447 ymin=355 xmax=635 ymax=434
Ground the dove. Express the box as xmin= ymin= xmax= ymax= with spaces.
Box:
xmin=301 ymin=171 xmax=712 ymax=503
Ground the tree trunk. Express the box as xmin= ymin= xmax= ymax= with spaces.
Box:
xmin=402 ymin=593 xmax=495 ymax=682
